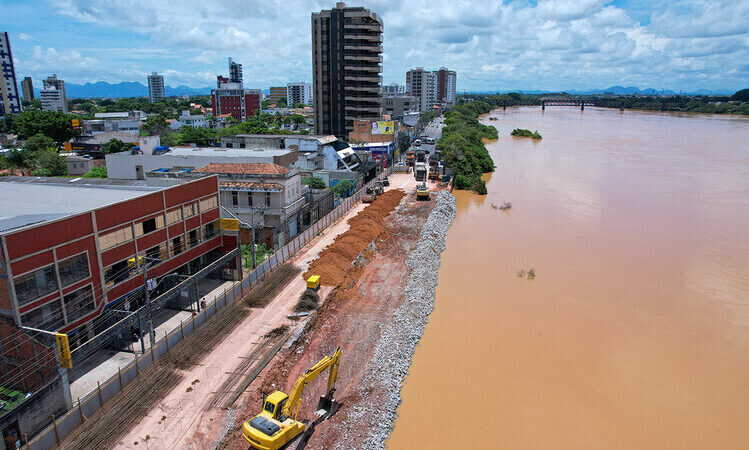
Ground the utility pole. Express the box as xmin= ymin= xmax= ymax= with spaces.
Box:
xmin=142 ymin=258 xmax=156 ymax=347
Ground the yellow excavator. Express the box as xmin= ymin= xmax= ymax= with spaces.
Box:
xmin=242 ymin=348 xmax=342 ymax=450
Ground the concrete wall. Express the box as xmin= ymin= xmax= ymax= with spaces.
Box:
xmin=0 ymin=375 xmax=68 ymax=447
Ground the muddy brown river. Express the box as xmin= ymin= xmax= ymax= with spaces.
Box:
xmin=387 ymin=107 xmax=749 ymax=449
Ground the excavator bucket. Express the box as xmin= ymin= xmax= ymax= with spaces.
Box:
xmin=314 ymin=394 xmax=338 ymax=418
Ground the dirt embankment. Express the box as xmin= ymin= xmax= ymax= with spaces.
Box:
xmin=218 ymin=187 xmax=456 ymax=449
xmin=304 ymin=189 xmax=405 ymax=286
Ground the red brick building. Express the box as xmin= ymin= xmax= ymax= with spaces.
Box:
xmin=211 ymin=85 xmax=261 ymax=121
xmin=0 ymin=176 xmax=234 ymax=345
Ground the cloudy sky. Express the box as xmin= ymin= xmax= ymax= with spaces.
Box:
xmin=3 ymin=0 xmax=748 ymax=92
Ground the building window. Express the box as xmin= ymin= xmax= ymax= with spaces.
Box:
xmin=248 ymin=192 xmax=253 ymax=207
xmin=135 ymin=215 xmax=165 ymax=237
xmin=21 ymin=299 xmax=64 ymax=331
xmin=199 ymin=196 xmax=218 ymax=212
xmin=265 ymin=192 xmax=271 ymax=207
xmin=13 ymin=265 xmax=59 ymax=306
xmin=184 ymin=203 xmax=197 ymax=218
xmin=99 ymin=226 xmax=133 ymax=250
xmin=171 ymin=236 xmax=183 ymax=256
xmin=203 ymin=220 xmax=219 ymax=240
xmin=166 ymin=208 xmax=183 ymax=225
xmin=144 ymin=242 xmax=168 ymax=265
xmin=105 ymin=258 xmax=137 ymax=288
xmin=58 ymin=253 xmax=90 ymax=287
xmin=187 ymin=228 xmax=200 ymax=248
xmin=232 ymin=191 xmax=238 ymax=206
xmin=63 ymin=285 xmax=95 ymax=323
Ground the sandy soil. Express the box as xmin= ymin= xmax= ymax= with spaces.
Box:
xmin=117 ymin=174 xmax=418 ymax=450
xmin=216 ymin=174 xmax=449 ymax=450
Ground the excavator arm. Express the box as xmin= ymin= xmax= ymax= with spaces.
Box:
xmin=282 ymin=348 xmax=341 ymax=419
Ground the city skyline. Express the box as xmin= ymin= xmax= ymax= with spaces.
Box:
xmin=2 ymin=0 xmax=748 ymax=93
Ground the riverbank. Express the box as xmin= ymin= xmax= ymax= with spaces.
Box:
xmin=215 ymin=179 xmax=456 ymax=449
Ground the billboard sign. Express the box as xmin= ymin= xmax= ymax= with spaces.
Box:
xmin=371 ymin=121 xmax=395 ymax=134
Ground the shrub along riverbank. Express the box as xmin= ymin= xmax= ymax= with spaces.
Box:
xmin=437 ymin=97 xmax=518 ymax=194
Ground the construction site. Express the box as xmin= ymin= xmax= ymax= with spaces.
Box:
xmin=52 ymin=169 xmax=456 ymax=450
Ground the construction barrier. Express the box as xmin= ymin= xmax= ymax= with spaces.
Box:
xmin=26 ymin=169 xmax=390 ymax=450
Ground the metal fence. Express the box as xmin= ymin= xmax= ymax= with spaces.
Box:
xmin=26 ymin=169 xmax=390 ymax=450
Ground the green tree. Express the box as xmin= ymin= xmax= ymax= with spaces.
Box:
xmin=142 ymin=115 xmax=171 ymax=136
xmin=4 ymin=148 xmax=36 ymax=175
xmin=178 ymin=126 xmax=215 ymax=146
xmin=24 ymin=133 xmax=56 ymax=154
xmin=102 ymin=138 xmax=135 ymax=154
xmin=731 ymin=89 xmax=749 ymax=102
xmin=397 ymin=131 xmax=410 ymax=156
xmin=12 ymin=110 xmax=75 ymax=142
xmin=82 ymin=166 xmax=108 ymax=178
xmin=33 ymin=150 xmax=68 ymax=176
xmin=307 ymin=177 xmax=326 ymax=189
xmin=332 ymin=180 xmax=355 ymax=197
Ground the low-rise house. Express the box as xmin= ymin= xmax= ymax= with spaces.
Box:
xmin=221 ymin=134 xmax=364 ymax=186
xmin=105 ymin=145 xmax=297 ymax=180
xmin=147 ymin=163 xmax=306 ymax=249
xmin=65 ymin=155 xmax=94 ymax=175
xmin=169 ymin=111 xmax=208 ymax=130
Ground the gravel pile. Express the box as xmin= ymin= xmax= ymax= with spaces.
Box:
xmin=333 ymin=191 xmax=457 ymax=449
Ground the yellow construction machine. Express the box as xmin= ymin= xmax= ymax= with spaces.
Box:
xmin=416 ymin=181 xmax=430 ymax=201
xmin=242 ymin=348 xmax=342 ymax=450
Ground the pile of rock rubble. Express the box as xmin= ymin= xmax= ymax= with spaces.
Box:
xmin=352 ymin=191 xmax=457 ymax=449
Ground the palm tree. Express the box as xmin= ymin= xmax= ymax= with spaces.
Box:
xmin=5 ymin=148 xmax=35 ymax=176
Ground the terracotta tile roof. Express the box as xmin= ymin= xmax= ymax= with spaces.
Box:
xmin=195 ymin=163 xmax=289 ymax=176
xmin=220 ymin=181 xmax=284 ymax=191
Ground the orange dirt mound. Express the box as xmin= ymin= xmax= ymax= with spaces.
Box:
xmin=304 ymin=189 xmax=405 ymax=286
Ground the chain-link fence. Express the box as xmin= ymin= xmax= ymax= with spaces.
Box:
xmin=25 ymin=169 xmax=390 ymax=449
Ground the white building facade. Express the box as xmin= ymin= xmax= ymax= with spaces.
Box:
xmin=40 ymin=74 xmax=67 ymax=113
xmin=286 ymin=82 xmax=313 ymax=106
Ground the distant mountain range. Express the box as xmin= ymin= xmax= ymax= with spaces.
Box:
xmin=465 ymin=86 xmax=736 ymax=96
xmin=29 ymin=81 xmax=736 ymax=99
xmin=33 ymin=81 xmax=213 ymax=99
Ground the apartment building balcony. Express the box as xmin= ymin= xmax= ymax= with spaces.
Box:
xmin=344 ymin=54 xmax=382 ymax=63
xmin=345 ymin=65 xmax=382 ymax=72
xmin=346 ymin=74 xmax=383 ymax=83
xmin=344 ymin=44 xmax=383 ymax=53
xmin=344 ymin=34 xmax=383 ymax=43
xmin=346 ymin=23 xmax=382 ymax=32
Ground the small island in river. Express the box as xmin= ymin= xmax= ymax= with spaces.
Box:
xmin=511 ymin=128 xmax=543 ymax=139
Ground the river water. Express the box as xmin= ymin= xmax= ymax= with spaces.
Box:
xmin=387 ymin=107 xmax=749 ymax=449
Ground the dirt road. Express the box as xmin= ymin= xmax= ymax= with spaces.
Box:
xmin=217 ymin=174 xmax=447 ymax=449
xmin=117 ymin=173 xmax=417 ymax=449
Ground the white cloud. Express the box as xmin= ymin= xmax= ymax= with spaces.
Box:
xmin=27 ymin=0 xmax=745 ymax=91
xmin=18 ymin=33 xmax=32 ymax=41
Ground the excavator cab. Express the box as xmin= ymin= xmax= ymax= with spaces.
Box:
xmin=243 ymin=349 xmax=342 ymax=450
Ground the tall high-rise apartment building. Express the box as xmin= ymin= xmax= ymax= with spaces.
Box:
xmin=21 ymin=77 xmax=34 ymax=101
xmin=40 ymin=74 xmax=67 ymax=113
xmin=228 ymin=58 xmax=243 ymax=86
xmin=147 ymin=72 xmax=165 ymax=103
xmin=436 ymin=67 xmax=457 ymax=105
xmin=212 ymin=68 xmax=260 ymax=121
xmin=406 ymin=66 xmax=457 ymax=111
xmin=312 ymin=3 xmax=383 ymax=138
xmin=286 ymin=82 xmax=313 ymax=106
xmin=0 ymin=32 xmax=22 ymax=116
